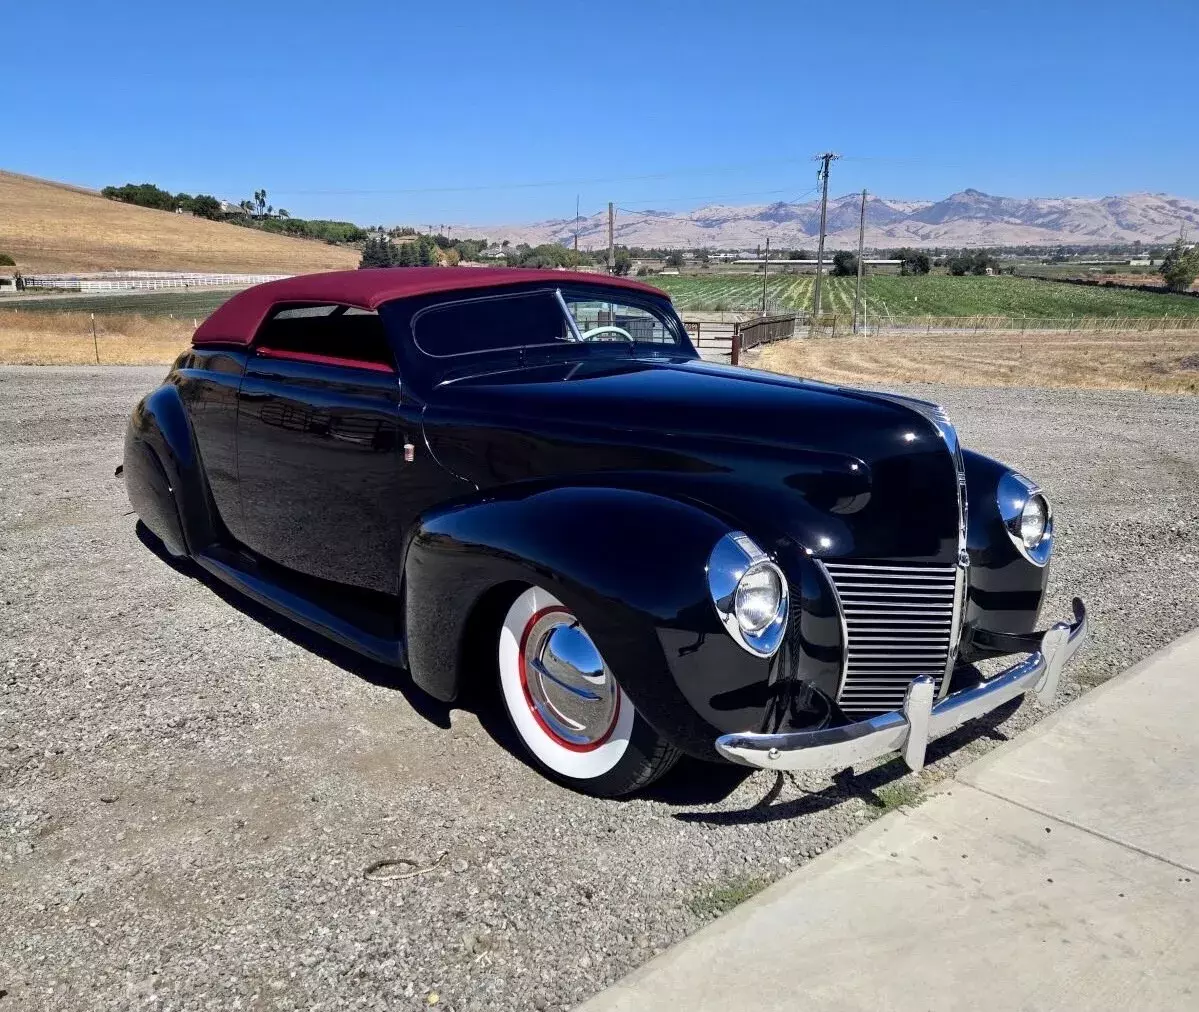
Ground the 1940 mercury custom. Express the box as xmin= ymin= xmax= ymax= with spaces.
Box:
xmin=124 ymin=268 xmax=1087 ymax=796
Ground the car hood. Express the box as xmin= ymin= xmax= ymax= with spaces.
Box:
xmin=422 ymin=356 xmax=960 ymax=563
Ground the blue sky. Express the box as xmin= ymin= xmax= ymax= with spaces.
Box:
xmin=8 ymin=0 xmax=1196 ymax=227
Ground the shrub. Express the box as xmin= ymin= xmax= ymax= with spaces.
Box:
xmin=1160 ymin=238 xmax=1199 ymax=292
xmin=0 ymin=253 xmax=15 ymax=266
xmin=831 ymin=250 xmax=859 ymax=276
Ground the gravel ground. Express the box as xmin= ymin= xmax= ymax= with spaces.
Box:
xmin=1 ymin=366 xmax=1196 ymax=1012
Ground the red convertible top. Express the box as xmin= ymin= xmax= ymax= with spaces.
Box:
xmin=191 ymin=267 xmax=666 ymax=348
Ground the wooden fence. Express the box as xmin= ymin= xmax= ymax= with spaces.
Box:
xmin=685 ymin=315 xmax=799 ymax=364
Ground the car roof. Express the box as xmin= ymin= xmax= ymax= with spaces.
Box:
xmin=191 ymin=267 xmax=667 ymax=347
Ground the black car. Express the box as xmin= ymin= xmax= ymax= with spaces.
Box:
xmin=124 ymin=267 xmax=1087 ymax=797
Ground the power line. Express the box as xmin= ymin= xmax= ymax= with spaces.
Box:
xmin=270 ymin=155 xmax=827 ymax=197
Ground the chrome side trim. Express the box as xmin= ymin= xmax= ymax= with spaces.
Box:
xmin=939 ymin=561 xmax=968 ymax=701
xmin=714 ymin=598 xmax=1087 ymax=773
xmin=813 ymin=558 xmax=849 ymax=701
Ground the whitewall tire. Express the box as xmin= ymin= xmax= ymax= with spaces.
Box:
xmin=497 ymin=586 xmax=679 ymax=797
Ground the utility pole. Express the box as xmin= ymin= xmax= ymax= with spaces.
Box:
xmin=853 ymin=188 xmax=867 ymax=333
xmin=811 ymin=152 xmax=839 ymax=324
xmin=574 ymin=195 xmax=580 ymax=259
xmin=607 ymin=202 xmax=615 ymax=274
xmin=760 ymin=237 xmax=770 ymax=317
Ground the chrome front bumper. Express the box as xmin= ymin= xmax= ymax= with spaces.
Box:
xmin=715 ymin=598 xmax=1088 ymax=773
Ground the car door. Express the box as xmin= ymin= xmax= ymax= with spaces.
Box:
xmin=234 ymin=303 xmax=407 ymax=595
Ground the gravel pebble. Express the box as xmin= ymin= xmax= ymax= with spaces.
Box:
xmin=1 ymin=366 xmax=1196 ymax=1010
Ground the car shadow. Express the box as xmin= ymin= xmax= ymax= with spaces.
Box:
xmin=136 ymin=522 xmax=453 ymax=729
xmin=669 ymin=691 xmax=1023 ymax=825
xmin=138 ymin=523 xmax=1026 ymax=812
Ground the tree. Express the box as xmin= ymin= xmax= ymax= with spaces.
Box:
xmin=612 ymin=247 xmax=632 ymax=276
xmin=416 ymin=234 xmax=439 ymax=266
xmin=892 ymin=247 xmax=931 ymax=275
xmin=1159 ymin=237 xmax=1199 ymax=292
xmin=788 ymin=249 xmax=812 ymax=260
xmin=100 ymin=182 xmax=176 ymax=211
xmin=696 ymin=249 xmax=710 ymax=265
xmin=0 ymin=252 xmax=15 ymax=266
xmin=358 ymin=238 xmax=392 ymax=268
xmin=831 ymin=250 xmax=858 ymax=277
xmin=398 ymin=240 xmax=419 ymax=267
xmin=665 ymin=250 xmax=685 ymax=269
xmin=947 ymin=248 xmax=997 ymax=276
xmin=185 ymin=194 xmax=222 ymax=220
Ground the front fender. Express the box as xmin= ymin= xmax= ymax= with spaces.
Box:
xmin=403 ymin=485 xmax=790 ymax=758
xmin=961 ymin=449 xmax=1051 ymax=651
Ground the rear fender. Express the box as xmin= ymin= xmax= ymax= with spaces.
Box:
xmin=124 ymin=381 xmax=223 ymax=555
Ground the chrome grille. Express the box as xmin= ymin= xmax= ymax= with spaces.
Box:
xmin=822 ymin=561 xmax=960 ymax=716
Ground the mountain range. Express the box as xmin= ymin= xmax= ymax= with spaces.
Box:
xmin=481 ymin=190 xmax=1199 ymax=250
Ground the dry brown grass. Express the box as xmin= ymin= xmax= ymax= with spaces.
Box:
xmin=7 ymin=312 xmax=1199 ymax=395
xmin=755 ymin=328 xmax=1199 ymax=395
xmin=0 ymin=309 xmax=191 ymax=365
xmin=0 ymin=169 xmax=358 ymax=274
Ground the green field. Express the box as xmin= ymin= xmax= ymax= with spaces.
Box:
xmin=8 ymin=272 xmax=1199 ymax=324
xmin=6 ymin=289 xmax=238 ymax=318
xmin=647 ymin=273 xmax=1199 ymax=320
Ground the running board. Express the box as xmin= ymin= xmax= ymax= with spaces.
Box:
xmin=195 ymin=550 xmax=406 ymax=668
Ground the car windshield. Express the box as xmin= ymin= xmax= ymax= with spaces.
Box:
xmin=410 ymin=286 xmax=687 ymax=360
xmin=561 ymin=294 xmax=678 ymax=345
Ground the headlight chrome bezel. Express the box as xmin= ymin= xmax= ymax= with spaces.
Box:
xmin=706 ymin=533 xmax=789 ymax=657
xmin=997 ymin=472 xmax=1053 ymax=566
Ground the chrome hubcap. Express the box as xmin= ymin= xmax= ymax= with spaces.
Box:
xmin=523 ymin=613 xmax=619 ymax=747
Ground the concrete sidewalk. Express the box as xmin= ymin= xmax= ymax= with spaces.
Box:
xmin=578 ymin=630 xmax=1199 ymax=1012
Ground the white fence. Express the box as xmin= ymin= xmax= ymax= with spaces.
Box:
xmin=19 ymin=271 xmax=291 ymax=293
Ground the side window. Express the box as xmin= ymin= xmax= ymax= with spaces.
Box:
xmin=413 ymin=292 xmax=567 ymax=358
xmin=254 ymin=303 xmax=395 ymax=371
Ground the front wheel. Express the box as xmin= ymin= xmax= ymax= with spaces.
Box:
xmin=497 ymin=586 xmax=680 ymax=797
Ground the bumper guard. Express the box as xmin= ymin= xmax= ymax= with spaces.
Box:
xmin=715 ymin=598 xmax=1087 ymax=773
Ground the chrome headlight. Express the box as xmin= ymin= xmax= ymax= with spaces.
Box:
xmin=998 ymin=472 xmax=1053 ymax=566
xmin=707 ymin=533 xmax=788 ymax=656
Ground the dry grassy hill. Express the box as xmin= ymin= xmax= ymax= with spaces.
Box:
xmin=0 ymin=170 xmax=358 ymax=274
